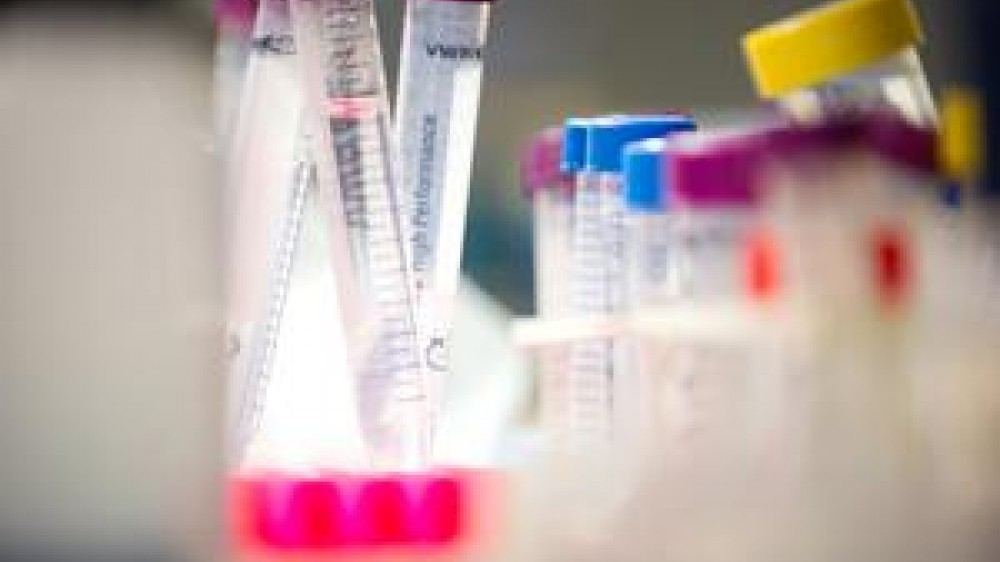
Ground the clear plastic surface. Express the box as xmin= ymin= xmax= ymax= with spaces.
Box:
xmin=672 ymin=210 xmax=755 ymax=300
xmin=231 ymin=136 xmax=316 ymax=459
xmin=655 ymin=207 xmax=784 ymax=478
xmin=290 ymin=0 xmax=430 ymax=470
xmin=533 ymin=188 xmax=575 ymax=434
xmin=760 ymin=144 xmax=936 ymax=560
xmin=621 ymin=211 xmax=676 ymax=471
xmin=624 ymin=213 xmax=677 ymax=308
xmin=564 ymin=172 xmax=624 ymax=449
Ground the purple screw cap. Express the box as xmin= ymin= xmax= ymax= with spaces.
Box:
xmin=215 ymin=0 xmax=259 ymax=30
xmin=865 ymin=111 xmax=940 ymax=175
xmin=763 ymin=117 xmax=866 ymax=159
xmin=669 ymin=131 xmax=768 ymax=208
xmin=521 ymin=127 xmax=575 ymax=199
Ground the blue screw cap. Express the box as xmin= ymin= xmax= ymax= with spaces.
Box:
xmin=586 ymin=115 xmax=696 ymax=174
xmin=624 ymin=138 xmax=672 ymax=212
xmin=561 ymin=117 xmax=592 ymax=174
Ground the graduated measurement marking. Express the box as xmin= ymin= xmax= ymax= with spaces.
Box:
xmin=293 ymin=0 xmax=431 ymax=466
xmin=328 ymin=114 xmax=423 ymax=403
xmin=567 ymin=182 xmax=617 ymax=443
xmin=228 ymin=0 xmax=309 ymax=457
xmin=317 ymin=0 xmax=380 ymax=99
xmin=236 ymin=153 xmax=315 ymax=453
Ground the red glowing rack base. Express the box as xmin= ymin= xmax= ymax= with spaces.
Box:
xmin=229 ymin=470 xmax=504 ymax=561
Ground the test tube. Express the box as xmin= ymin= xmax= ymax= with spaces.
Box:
xmin=228 ymin=0 xmax=314 ymax=455
xmin=544 ymin=116 xmax=593 ymax=446
xmin=763 ymin=119 xmax=875 ymax=311
xmin=662 ymin=131 xmax=773 ymax=473
xmin=865 ymin=115 xmax=961 ymax=507
xmin=743 ymin=0 xmax=937 ymax=125
xmin=618 ymin=138 xmax=676 ymax=469
xmin=670 ymin=133 xmax=765 ymax=301
xmin=394 ymin=0 xmax=497 ymax=386
xmin=565 ymin=115 xmax=694 ymax=450
xmin=289 ymin=0 xmax=430 ymax=470
xmin=762 ymin=121 xmax=928 ymax=543
xmin=521 ymin=127 xmax=576 ymax=435
xmin=623 ymin=138 xmax=676 ymax=308
xmin=524 ymin=128 xmax=576 ymax=320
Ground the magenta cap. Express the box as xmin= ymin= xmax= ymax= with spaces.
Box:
xmin=215 ymin=0 xmax=258 ymax=29
xmin=670 ymin=132 xmax=768 ymax=208
xmin=763 ymin=117 xmax=866 ymax=159
xmin=232 ymin=473 xmax=467 ymax=551
xmin=521 ymin=127 xmax=575 ymax=198
xmin=865 ymin=111 xmax=939 ymax=175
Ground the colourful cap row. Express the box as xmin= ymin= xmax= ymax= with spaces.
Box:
xmin=230 ymin=473 xmax=469 ymax=552
xmin=766 ymin=112 xmax=938 ymax=171
xmin=622 ymin=111 xmax=937 ymax=213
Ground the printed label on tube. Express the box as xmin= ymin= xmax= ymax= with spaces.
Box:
xmin=396 ymin=0 xmax=491 ymax=382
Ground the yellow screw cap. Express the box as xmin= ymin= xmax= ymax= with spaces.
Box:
xmin=939 ymin=87 xmax=983 ymax=184
xmin=742 ymin=0 xmax=924 ymax=99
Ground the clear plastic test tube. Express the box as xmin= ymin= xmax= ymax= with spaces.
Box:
xmin=761 ymin=119 xmax=932 ymax=554
xmin=228 ymin=0 xmax=316 ymax=456
xmin=862 ymin=116 xmax=936 ymax=484
xmin=394 ymin=0 xmax=497 ymax=384
xmin=290 ymin=0 xmax=430 ymax=470
xmin=864 ymin=115 xmax=963 ymax=499
xmin=763 ymin=120 xmax=874 ymax=312
xmin=565 ymin=115 xmax=694 ymax=450
xmin=521 ymin=127 xmax=576 ymax=433
xmin=743 ymin=0 xmax=937 ymax=125
xmin=863 ymin=114 xmax=941 ymax=488
xmin=618 ymin=138 xmax=677 ymax=470
xmin=231 ymin=137 xmax=317 ymax=463
xmin=662 ymin=132 xmax=771 ymax=472
xmin=524 ymin=127 xmax=576 ymax=320
xmin=623 ymin=138 xmax=676 ymax=308
xmin=670 ymin=133 xmax=764 ymax=301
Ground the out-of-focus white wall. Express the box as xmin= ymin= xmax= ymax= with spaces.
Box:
xmin=0 ymin=10 xmax=221 ymax=561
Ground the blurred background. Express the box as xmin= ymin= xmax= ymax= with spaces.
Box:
xmin=446 ymin=0 xmax=966 ymax=313
xmin=0 ymin=0 xmax=966 ymax=314
xmin=391 ymin=0 xmax=961 ymax=314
